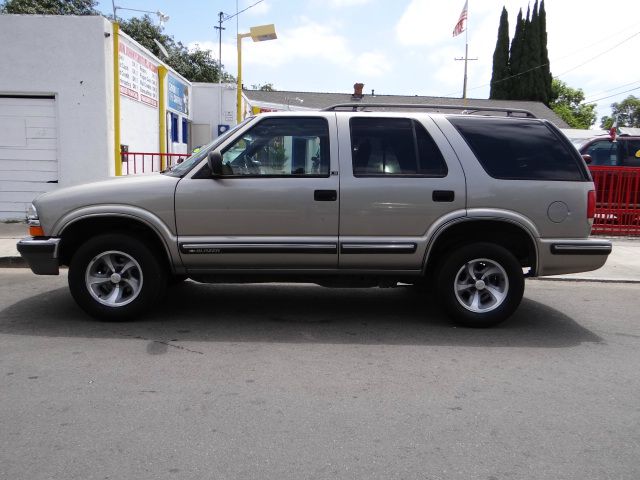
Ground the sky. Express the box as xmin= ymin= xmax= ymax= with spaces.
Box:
xmin=101 ymin=0 xmax=640 ymax=126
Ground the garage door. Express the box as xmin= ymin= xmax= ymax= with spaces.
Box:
xmin=0 ymin=96 xmax=58 ymax=220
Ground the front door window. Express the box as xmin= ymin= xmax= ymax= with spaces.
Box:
xmin=221 ymin=117 xmax=330 ymax=176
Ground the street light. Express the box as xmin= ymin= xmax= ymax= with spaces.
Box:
xmin=237 ymin=24 xmax=277 ymax=123
xmin=111 ymin=2 xmax=170 ymax=26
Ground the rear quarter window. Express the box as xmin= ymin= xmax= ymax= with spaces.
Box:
xmin=449 ymin=117 xmax=589 ymax=181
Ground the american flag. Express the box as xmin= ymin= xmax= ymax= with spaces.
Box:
xmin=452 ymin=0 xmax=468 ymax=37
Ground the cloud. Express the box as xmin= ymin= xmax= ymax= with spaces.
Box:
xmin=189 ymin=19 xmax=392 ymax=81
xmin=353 ymin=52 xmax=392 ymax=77
xmin=241 ymin=0 xmax=270 ymax=16
xmin=328 ymin=0 xmax=372 ymax=6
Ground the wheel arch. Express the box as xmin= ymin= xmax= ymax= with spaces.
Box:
xmin=423 ymin=218 xmax=539 ymax=276
xmin=57 ymin=214 xmax=178 ymax=273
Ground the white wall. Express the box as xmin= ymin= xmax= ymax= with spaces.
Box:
xmin=120 ymin=96 xmax=158 ymax=152
xmin=191 ymin=83 xmax=237 ymax=145
xmin=0 ymin=15 xmax=115 ymax=187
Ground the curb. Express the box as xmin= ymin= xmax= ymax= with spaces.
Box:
xmin=530 ymin=277 xmax=640 ymax=284
xmin=0 ymin=256 xmax=27 ymax=268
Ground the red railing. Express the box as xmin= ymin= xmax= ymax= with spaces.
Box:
xmin=590 ymin=166 xmax=640 ymax=236
xmin=121 ymin=151 xmax=188 ymax=175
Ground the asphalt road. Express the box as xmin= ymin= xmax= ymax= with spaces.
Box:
xmin=1 ymin=269 xmax=639 ymax=480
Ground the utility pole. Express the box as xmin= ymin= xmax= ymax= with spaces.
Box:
xmin=454 ymin=29 xmax=477 ymax=100
xmin=214 ymin=11 xmax=226 ymax=84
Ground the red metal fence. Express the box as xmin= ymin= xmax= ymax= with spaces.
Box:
xmin=121 ymin=151 xmax=188 ymax=175
xmin=590 ymin=166 xmax=640 ymax=236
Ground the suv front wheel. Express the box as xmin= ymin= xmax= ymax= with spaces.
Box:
xmin=68 ymin=233 xmax=167 ymax=321
xmin=437 ymin=242 xmax=524 ymax=328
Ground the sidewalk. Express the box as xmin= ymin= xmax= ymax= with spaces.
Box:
xmin=1 ymin=222 xmax=639 ymax=282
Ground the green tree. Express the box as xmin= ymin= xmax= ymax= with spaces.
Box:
xmin=497 ymin=2 xmax=552 ymax=104
xmin=600 ymin=96 xmax=640 ymax=129
xmin=538 ymin=0 xmax=553 ymax=104
xmin=489 ymin=7 xmax=510 ymax=100
xmin=509 ymin=8 xmax=526 ymax=99
xmin=0 ymin=0 xmax=98 ymax=15
xmin=119 ymin=15 xmax=235 ymax=83
xmin=522 ymin=1 xmax=543 ymax=102
xmin=549 ymin=79 xmax=596 ymax=129
xmin=118 ymin=15 xmax=174 ymax=57
xmin=251 ymin=83 xmax=275 ymax=91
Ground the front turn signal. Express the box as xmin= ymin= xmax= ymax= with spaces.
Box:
xmin=29 ymin=225 xmax=45 ymax=237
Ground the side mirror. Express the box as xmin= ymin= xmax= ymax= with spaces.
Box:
xmin=208 ymin=150 xmax=224 ymax=177
xmin=582 ymin=154 xmax=592 ymax=165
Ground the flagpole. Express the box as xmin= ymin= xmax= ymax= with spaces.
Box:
xmin=454 ymin=1 xmax=476 ymax=102
xmin=463 ymin=3 xmax=469 ymax=101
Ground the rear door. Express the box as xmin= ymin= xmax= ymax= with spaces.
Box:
xmin=174 ymin=114 xmax=340 ymax=271
xmin=336 ymin=114 xmax=467 ymax=270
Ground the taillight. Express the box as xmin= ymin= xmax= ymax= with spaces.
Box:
xmin=587 ymin=190 xmax=596 ymax=220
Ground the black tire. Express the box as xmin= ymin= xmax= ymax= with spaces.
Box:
xmin=436 ymin=242 xmax=524 ymax=328
xmin=68 ymin=233 xmax=167 ymax=321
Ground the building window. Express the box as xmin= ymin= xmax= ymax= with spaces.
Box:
xmin=182 ymin=118 xmax=188 ymax=144
xmin=171 ymin=114 xmax=179 ymax=143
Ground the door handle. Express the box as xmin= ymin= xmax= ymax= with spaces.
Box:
xmin=432 ymin=190 xmax=455 ymax=202
xmin=314 ymin=190 xmax=337 ymax=201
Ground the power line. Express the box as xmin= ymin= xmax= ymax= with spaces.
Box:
xmin=553 ymin=30 xmax=640 ymax=77
xmin=587 ymin=86 xmax=640 ymax=104
xmin=223 ymin=0 xmax=265 ymax=21
xmin=439 ymin=28 xmax=640 ymax=98
xmin=585 ymin=80 xmax=640 ymax=102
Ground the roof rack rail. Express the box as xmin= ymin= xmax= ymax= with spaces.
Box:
xmin=321 ymin=103 xmax=537 ymax=118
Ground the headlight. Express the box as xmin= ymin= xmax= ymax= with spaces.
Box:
xmin=27 ymin=203 xmax=40 ymax=225
xmin=26 ymin=204 xmax=44 ymax=236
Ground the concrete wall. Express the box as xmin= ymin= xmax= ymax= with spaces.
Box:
xmin=0 ymin=15 xmax=115 ymax=187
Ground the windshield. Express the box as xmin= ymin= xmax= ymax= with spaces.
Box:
xmin=164 ymin=117 xmax=256 ymax=177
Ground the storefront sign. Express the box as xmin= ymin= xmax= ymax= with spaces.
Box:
xmin=167 ymin=74 xmax=189 ymax=116
xmin=118 ymin=41 xmax=159 ymax=108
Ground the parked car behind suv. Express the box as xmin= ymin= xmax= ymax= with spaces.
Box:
xmin=18 ymin=105 xmax=611 ymax=327
xmin=579 ymin=135 xmax=640 ymax=167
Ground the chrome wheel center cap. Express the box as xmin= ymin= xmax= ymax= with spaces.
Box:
xmin=110 ymin=273 xmax=122 ymax=284
xmin=475 ymin=279 xmax=486 ymax=290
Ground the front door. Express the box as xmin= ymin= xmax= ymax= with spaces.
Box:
xmin=174 ymin=114 xmax=339 ymax=272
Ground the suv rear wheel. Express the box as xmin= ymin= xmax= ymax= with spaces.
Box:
xmin=68 ymin=233 xmax=167 ymax=321
xmin=436 ymin=242 xmax=524 ymax=328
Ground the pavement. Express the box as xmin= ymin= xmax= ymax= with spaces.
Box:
xmin=1 ymin=221 xmax=639 ymax=282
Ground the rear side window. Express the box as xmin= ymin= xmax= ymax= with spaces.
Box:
xmin=449 ymin=117 xmax=587 ymax=181
xmin=622 ymin=139 xmax=640 ymax=167
xmin=350 ymin=117 xmax=447 ymax=177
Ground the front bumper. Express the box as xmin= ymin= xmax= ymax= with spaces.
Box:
xmin=16 ymin=237 xmax=61 ymax=275
xmin=537 ymin=238 xmax=612 ymax=276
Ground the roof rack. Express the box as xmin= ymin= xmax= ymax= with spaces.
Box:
xmin=321 ymin=103 xmax=537 ymax=118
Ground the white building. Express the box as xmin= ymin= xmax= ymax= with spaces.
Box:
xmin=190 ymin=83 xmax=237 ymax=148
xmin=0 ymin=15 xmax=193 ymax=219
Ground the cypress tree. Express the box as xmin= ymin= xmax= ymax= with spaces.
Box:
xmin=539 ymin=0 xmax=552 ymax=105
xmin=524 ymin=1 xmax=543 ymax=102
xmin=490 ymin=7 xmax=511 ymax=99
xmin=509 ymin=9 xmax=526 ymax=99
